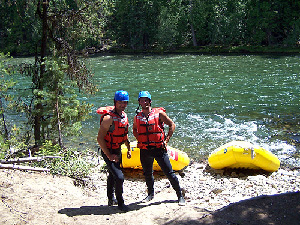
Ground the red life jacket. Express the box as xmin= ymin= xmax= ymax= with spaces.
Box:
xmin=135 ymin=108 xmax=166 ymax=149
xmin=100 ymin=108 xmax=128 ymax=150
xmin=96 ymin=106 xmax=114 ymax=114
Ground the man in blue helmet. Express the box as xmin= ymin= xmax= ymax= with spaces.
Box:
xmin=97 ymin=90 xmax=131 ymax=212
xmin=133 ymin=91 xmax=185 ymax=206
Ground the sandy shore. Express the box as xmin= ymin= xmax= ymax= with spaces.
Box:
xmin=1 ymin=161 xmax=300 ymax=225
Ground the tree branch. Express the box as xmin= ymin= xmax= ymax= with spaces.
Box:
xmin=0 ymin=164 xmax=50 ymax=172
xmin=0 ymin=156 xmax=62 ymax=164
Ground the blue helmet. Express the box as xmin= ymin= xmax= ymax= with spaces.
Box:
xmin=114 ymin=90 xmax=129 ymax=101
xmin=138 ymin=91 xmax=151 ymax=100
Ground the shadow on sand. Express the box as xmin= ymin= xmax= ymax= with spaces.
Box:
xmin=166 ymin=191 xmax=300 ymax=225
xmin=58 ymin=199 xmax=177 ymax=217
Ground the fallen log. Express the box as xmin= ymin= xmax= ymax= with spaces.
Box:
xmin=0 ymin=156 xmax=62 ymax=164
xmin=0 ymin=163 xmax=50 ymax=172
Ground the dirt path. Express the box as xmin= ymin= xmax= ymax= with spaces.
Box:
xmin=0 ymin=169 xmax=206 ymax=225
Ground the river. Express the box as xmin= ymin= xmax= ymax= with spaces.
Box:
xmin=10 ymin=54 xmax=300 ymax=167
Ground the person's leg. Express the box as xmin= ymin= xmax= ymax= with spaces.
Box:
xmin=140 ymin=149 xmax=155 ymax=200
xmin=110 ymin=161 xmax=124 ymax=206
xmin=107 ymin=171 xmax=117 ymax=205
xmin=154 ymin=149 xmax=185 ymax=205
xmin=101 ymin=151 xmax=126 ymax=209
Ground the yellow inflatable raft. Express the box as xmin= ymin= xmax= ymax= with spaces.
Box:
xmin=121 ymin=142 xmax=190 ymax=171
xmin=208 ymin=141 xmax=280 ymax=172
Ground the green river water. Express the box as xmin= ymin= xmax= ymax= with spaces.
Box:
xmin=12 ymin=54 xmax=300 ymax=167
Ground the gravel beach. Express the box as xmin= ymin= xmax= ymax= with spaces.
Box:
xmin=1 ymin=160 xmax=299 ymax=225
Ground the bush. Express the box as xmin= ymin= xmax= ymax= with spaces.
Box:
xmin=33 ymin=140 xmax=97 ymax=181
xmin=0 ymin=139 xmax=98 ymax=185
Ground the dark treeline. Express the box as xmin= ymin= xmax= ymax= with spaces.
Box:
xmin=1 ymin=0 xmax=300 ymax=55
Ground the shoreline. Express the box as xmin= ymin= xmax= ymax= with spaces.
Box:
xmin=1 ymin=160 xmax=300 ymax=224
xmin=88 ymin=159 xmax=300 ymax=212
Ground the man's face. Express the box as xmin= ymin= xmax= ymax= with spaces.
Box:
xmin=115 ymin=101 xmax=128 ymax=111
xmin=139 ymin=97 xmax=151 ymax=109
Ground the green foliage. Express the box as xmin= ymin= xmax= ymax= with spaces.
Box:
xmin=29 ymin=58 xmax=93 ymax=142
xmin=0 ymin=53 xmax=16 ymax=95
xmin=0 ymin=138 xmax=96 ymax=182
xmin=244 ymin=0 xmax=300 ymax=46
xmin=0 ymin=1 xmax=39 ymax=55
xmin=33 ymin=140 xmax=96 ymax=180
xmin=37 ymin=140 xmax=61 ymax=156
xmin=0 ymin=125 xmax=28 ymax=158
xmin=49 ymin=151 xmax=93 ymax=180
xmin=0 ymin=53 xmax=28 ymax=154
xmin=2 ymin=0 xmax=300 ymax=53
xmin=43 ymin=0 xmax=109 ymax=52
xmin=108 ymin=0 xmax=300 ymax=49
xmin=0 ymin=0 xmax=110 ymax=54
xmin=109 ymin=0 xmax=161 ymax=49
xmin=208 ymin=0 xmax=247 ymax=45
xmin=155 ymin=1 xmax=187 ymax=49
xmin=3 ymin=1 xmax=100 ymax=146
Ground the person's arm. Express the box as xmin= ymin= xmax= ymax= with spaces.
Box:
xmin=125 ymin=139 xmax=131 ymax=159
xmin=132 ymin=116 xmax=139 ymax=140
xmin=159 ymin=111 xmax=176 ymax=146
xmin=97 ymin=115 xmax=119 ymax=162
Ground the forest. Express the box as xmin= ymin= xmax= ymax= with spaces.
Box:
xmin=1 ymin=0 xmax=300 ymax=56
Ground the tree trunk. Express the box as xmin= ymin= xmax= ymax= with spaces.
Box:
xmin=34 ymin=0 xmax=48 ymax=145
xmin=189 ymin=0 xmax=197 ymax=47
xmin=0 ymin=156 xmax=62 ymax=164
xmin=190 ymin=23 xmax=198 ymax=47
xmin=0 ymin=97 xmax=9 ymax=141
xmin=0 ymin=163 xmax=50 ymax=172
xmin=56 ymin=98 xmax=63 ymax=148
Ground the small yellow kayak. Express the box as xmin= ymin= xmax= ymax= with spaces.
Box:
xmin=121 ymin=141 xmax=190 ymax=171
xmin=208 ymin=141 xmax=280 ymax=172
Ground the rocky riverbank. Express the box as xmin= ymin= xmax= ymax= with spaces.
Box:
xmin=89 ymin=161 xmax=300 ymax=212
xmin=1 ymin=160 xmax=300 ymax=224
